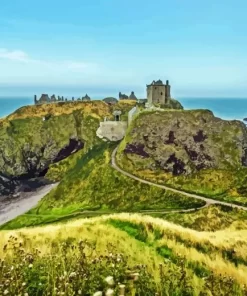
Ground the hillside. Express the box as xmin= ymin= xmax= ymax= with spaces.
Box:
xmin=0 ymin=100 xmax=136 ymax=179
xmin=0 ymin=143 xmax=205 ymax=230
xmin=1 ymin=213 xmax=247 ymax=295
xmin=117 ymin=109 xmax=247 ymax=205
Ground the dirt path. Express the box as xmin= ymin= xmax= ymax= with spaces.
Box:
xmin=111 ymin=147 xmax=247 ymax=211
xmin=0 ymin=183 xmax=58 ymax=226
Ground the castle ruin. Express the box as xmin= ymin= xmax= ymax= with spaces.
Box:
xmin=119 ymin=91 xmax=137 ymax=100
xmin=33 ymin=78 xmax=172 ymax=107
xmin=147 ymin=79 xmax=171 ymax=105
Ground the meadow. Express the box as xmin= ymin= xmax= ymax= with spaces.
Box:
xmin=1 ymin=213 xmax=247 ymax=295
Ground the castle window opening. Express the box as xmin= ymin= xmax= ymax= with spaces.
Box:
xmin=161 ymin=92 xmax=163 ymax=95
xmin=116 ymin=115 xmax=120 ymax=121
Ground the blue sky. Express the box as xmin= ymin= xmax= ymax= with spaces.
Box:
xmin=0 ymin=0 xmax=247 ymax=98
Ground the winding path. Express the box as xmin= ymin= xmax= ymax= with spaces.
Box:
xmin=111 ymin=147 xmax=247 ymax=212
xmin=1 ymin=147 xmax=247 ymax=228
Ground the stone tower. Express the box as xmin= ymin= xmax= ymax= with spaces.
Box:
xmin=146 ymin=79 xmax=171 ymax=105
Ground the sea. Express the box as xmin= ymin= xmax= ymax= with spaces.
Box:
xmin=0 ymin=96 xmax=247 ymax=122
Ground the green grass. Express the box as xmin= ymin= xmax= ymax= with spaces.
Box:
xmin=0 ymin=143 xmax=205 ymax=230
xmin=107 ymin=219 xmax=227 ymax=281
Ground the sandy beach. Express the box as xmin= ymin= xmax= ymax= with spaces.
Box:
xmin=0 ymin=183 xmax=58 ymax=226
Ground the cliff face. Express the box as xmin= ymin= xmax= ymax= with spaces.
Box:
xmin=118 ymin=110 xmax=247 ymax=175
xmin=0 ymin=101 xmax=135 ymax=179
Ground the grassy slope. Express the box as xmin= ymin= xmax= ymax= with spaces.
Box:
xmin=1 ymin=214 xmax=247 ymax=295
xmin=151 ymin=204 xmax=247 ymax=231
xmin=0 ymin=143 xmax=205 ymax=230
xmin=116 ymin=110 xmax=247 ymax=206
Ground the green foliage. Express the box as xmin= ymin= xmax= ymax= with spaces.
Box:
xmin=108 ymin=220 xmax=148 ymax=243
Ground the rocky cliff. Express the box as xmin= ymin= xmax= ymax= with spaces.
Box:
xmin=0 ymin=100 xmax=135 ymax=181
xmin=117 ymin=109 xmax=247 ymax=175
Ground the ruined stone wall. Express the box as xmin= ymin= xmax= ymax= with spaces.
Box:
xmin=96 ymin=121 xmax=128 ymax=141
xmin=128 ymin=106 xmax=139 ymax=126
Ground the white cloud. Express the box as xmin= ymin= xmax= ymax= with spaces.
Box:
xmin=0 ymin=48 xmax=98 ymax=72
xmin=0 ymin=48 xmax=30 ymax=62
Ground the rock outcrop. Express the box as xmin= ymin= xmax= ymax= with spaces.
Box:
xmin=118 ymin=109 xmax=247 ymax=175
xmin=0 ymin=100 xmax=136 ymax=181
xmin=0 ymin=111 xmax=99 ymax=178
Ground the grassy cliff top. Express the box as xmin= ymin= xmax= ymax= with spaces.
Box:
xmin=0 ymin=99 xmax=137 ymax=126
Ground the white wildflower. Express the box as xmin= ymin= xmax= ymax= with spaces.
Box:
xmin=105 ymin=276 xmax=114 ymax=286
xmin=105 ymin=288 xmax=114 ymax=296
xmin=69 ymin=271 xmax=77 ymax=278
xmin=3 ymin=290 xmax=9 ymax=295
xmin=93 ymin=292 xmax=103 ymax=296
xmin=29 ymin=264 xmax=33 ymax=268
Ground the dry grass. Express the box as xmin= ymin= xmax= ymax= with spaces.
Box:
xmin=1 ymin=213 xmax=247 ymax=288
xmin=4 ymin=101 xmax=111 ymax=121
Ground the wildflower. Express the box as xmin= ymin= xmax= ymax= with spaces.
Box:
xmin=78 ymin=290 xmax=82 ymax=295
xmin=24 ymin=293 xmax=29 ymax=296
xmin=22 ymin=282 xmax=26 ymax=286
xmin=105 ymin=276 xmax=114 ymax=286
xmin=3 ymin=290 xmax=9 ymax=295
xmin=93 ymin=292 xmax=103 ymax=296
xmin=132 ymin=272 xmax=139 ymax=281
xmin=69 ymin=272 xmax=77 ymax=278
xmin=29 ymin=264 xmax=33 ymax=268
xmin=105 ymin=289 xmax=114 ymax=296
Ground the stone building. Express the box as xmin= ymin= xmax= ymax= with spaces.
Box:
xmin=146 ymin=79 xmax=171 ymax=105
xmin=129 ymin=91 xmax=137 ymax=100
xmin=119 ymin=92 xmax=128 ymax=100
xmin=81 ymin=94 xmax=91 ymax=101
xmin=34 ymin=94 xmax=50 ymax=104
xmin=119 ymin=91 xmax=137 ymax=100
xmin=50 ymin=94 xmax=57 ymax=102
xmin=113 ymin=110 xmax=122 ymax=121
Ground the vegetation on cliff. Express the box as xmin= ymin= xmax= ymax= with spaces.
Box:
xmin=117 ymin=109 xmax=247 ymax=205
xmin=0 ymin=100 xmax=136 ymax=178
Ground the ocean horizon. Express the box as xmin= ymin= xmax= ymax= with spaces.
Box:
xmin=0 ymin=96 xmax=247 ymax=122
